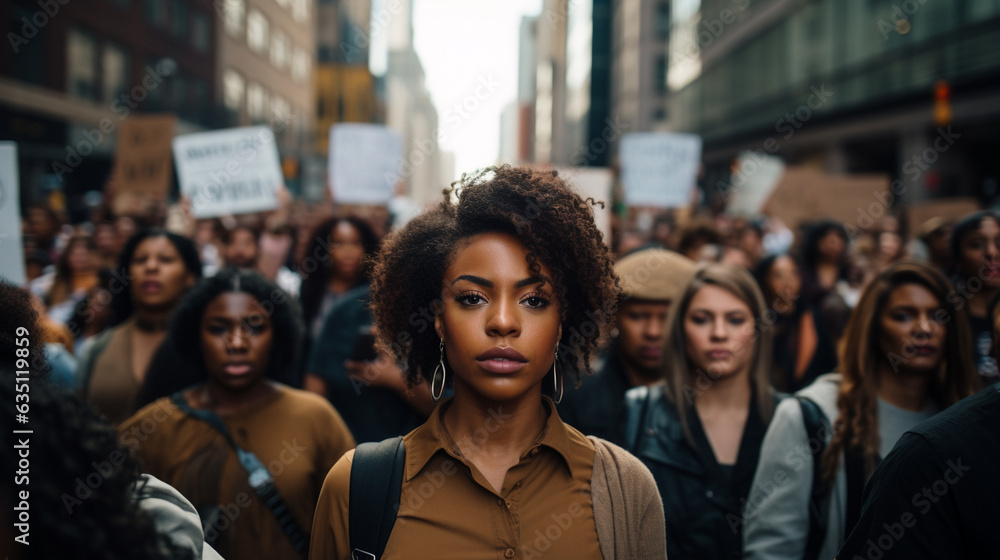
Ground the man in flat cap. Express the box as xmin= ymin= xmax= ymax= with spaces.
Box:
xmin=558 ymin=247 xmax=698 ymax=443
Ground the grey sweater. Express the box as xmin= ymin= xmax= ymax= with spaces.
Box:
xmin=742 ymin=374 xmax=845 ymax=560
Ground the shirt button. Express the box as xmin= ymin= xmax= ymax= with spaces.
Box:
xmin=706 ymin=490 xmax=714 ymax=498
xmin=497 ymin=498 xmax=505 ymax=506
xmin=530 ymin=448 xmax=539 ymax=456
xmin=505 ymin=500 xmax=511 ymax=508
xmin=504 ymin=548 xmax=515 ymax=558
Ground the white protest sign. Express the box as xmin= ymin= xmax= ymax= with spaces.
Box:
xmin=554 ymin=166 xmax=614 ymax=247
xmin=726 ymin=151 xmax=785 ymax=216
xmin=173 ymin=126 xmax=282 ymax=218
xmin=0 ymin=142 xmax=25 ymax=285
xmin=329 ymin=123 xmax=402 ymax=205
xmin=620 ymin=132 xmax=702 ymax=208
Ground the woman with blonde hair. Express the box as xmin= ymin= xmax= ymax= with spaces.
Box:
xmin=623 ymin=264 xmax=782 ymax=560
xmin=743 ymin=261 xmax=979 ymax=560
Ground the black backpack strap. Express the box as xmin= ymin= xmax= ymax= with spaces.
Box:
xmin=349 ymin=436 xmax=406 ymax=560
xmin=797 ymin=396 xmax=832 ymax=560
xmin=169 ymin=392 xmax=311 ymax=557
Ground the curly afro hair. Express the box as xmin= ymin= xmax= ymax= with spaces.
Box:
xmin=0 ymin=281 xmax=187 ymax=560
xmin=370 ymin=165 xmax=620 ymax=387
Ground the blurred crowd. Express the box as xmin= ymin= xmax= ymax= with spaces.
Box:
xmin=5 ymin=178 xmax=1000 ymax=559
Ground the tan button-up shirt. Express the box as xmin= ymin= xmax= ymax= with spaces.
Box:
xmin=310 ymin=396 xmax=604 ymax=560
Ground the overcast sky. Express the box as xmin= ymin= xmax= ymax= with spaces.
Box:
xmin=411 ymin=0 xmax=542 ymax=180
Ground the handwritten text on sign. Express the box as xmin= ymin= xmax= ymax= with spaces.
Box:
xmin=619 ymin=133 xmax=702 ymax=208
xmin=173 ymin=126 xmax=281 ymax=218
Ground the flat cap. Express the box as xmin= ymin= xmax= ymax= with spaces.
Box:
xmin=614 ymin=248 xmax=697 ymax=302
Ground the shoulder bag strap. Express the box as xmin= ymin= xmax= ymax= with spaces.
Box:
xmin=349 ymin=437 xmax=406 ymax=560
xmin=797 ymin=396 xmax=832 ymax=560
xmin=169 ymin=392 xmax=310 ymax=557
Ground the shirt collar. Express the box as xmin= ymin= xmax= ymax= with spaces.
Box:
xmin=404 ymin=395 xmax=586 ymax=482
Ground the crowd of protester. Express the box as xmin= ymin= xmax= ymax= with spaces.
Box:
xmin=4 ymin=167 xmax=999 ymax=559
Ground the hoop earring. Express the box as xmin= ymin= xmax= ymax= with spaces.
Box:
xmin=431 ymin=340 xmax=446 ymax=402
xmin=552 ymin=350 xmax=563 ymax=404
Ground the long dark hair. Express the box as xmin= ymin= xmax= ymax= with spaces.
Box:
xmin=109 ymin=230 xmax=202 ymax=327
xmin=135 ymin=268 xmax=304 ymax=407
xmin=947 ymin=210 xmax=1000 ymax=280
xmin=46 ymin=234 xmax=96 ymax=307
xmin=298 ymin=216 xmax=379 ymax=331
xmin=821 ymin=261 xmax=979 ymax=483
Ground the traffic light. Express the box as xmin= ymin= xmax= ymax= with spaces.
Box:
xmin=934 ymin=80 xmax=951 ymax=127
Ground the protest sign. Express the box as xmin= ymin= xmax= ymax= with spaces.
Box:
xmin=764 ymin=167 xmax=891 ymax=231
xmin=109 ymin=115 xmax=176 ymax=215
xmin=726 ymin=151 xmax=785 ymax=216
xmin=0 ymin=142 xmax=25 ymax=285
xmin=907 ymin=197 xmax=980 ymax=231
xmin=329 ymin=123 xmax=402 ymax=205
xmin=619 ymin=132 xmax=702 ymax=208
xmin=173 ymin=126 xmax=282 ymax=218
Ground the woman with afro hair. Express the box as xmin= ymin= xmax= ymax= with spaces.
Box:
xmin=309 ymin=165 xmax=666 ymax=560
xmin=120 ymin=269 xmax=355 ymax=559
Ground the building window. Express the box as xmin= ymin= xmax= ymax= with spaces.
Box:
xmin=171 ymin=0 xmax=188 ymax=40
xmin=67 ymin=28 xmax=98 ymax=100
xmin=224 ymin=0 xmax=245 ymax=39
xmin=247 ymin=82 xmax=268 ymax=121
xmin=654 ymin=55 xmax=668 ymax=93
xmin=656 ymin=2 xmax=670 ymax=39
xmin=247 ymin=10 xmax=269 ymax=54
xmin=271 ymin=96 xmax=291 ymax=121
xmin=292 ymin=48 xmax=311 ymax=83
xmin=102 ymin=43 xmax=130 ymax=103
xmin=143 ymin=0 xmax=167 ymax=27
xmin=11 ymin=6 xmax=45 ymax=85
xmin=271 ymin=30 xmax=290 ymax=70
xmin=224 ymin=69 xmax=245 ymax=111
xmin=292 ymin=0 xmax=309 ymax=22
xmin=192 ymin=10 xmax=211 ymax=52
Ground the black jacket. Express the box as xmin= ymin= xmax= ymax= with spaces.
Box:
xmin=623 ymin=385 xmax=784 ymax=560
xmin=557 ymin=351 xmax=633 ymax=444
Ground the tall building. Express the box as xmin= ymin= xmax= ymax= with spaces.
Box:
xmin=564 ymin=0 xmax=614 ymax=167
xmin=533 ymin=0 xmax=568 ymax=164
xmin=1 ymin=0 xmax=217 ymax=214
xmin=313 ymin=0 xmax=380 ymax=156
xmin=609 ymin=0 xmax=672 ymax=148
xmin=217 ymin=0 xmax=315 ymax=163
xmin=383 ymin=0 xmax=441 ymax=207
xmin=667 ymin=0 xmax=1000 ymax=202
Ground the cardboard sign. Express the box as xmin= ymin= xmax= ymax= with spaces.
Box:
xmin=0 ymin=142 xmax=25 ymax=285
xmin=726 ymin=151 xmax=785 ymax=216
xmin=109 ymin=115 xmax=176 ymax=215
xmin=619 ymin=132 xmax=702 ymax=208
xmin=329 ymin=123 xmax=403 ymax=205
xmin=764 ymin=167 xmax=891 ymax=232
xmin=173 ymin=126 xmax=282 ymax=218
xmin=907 ymin=197 xmax=981 ymax=231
